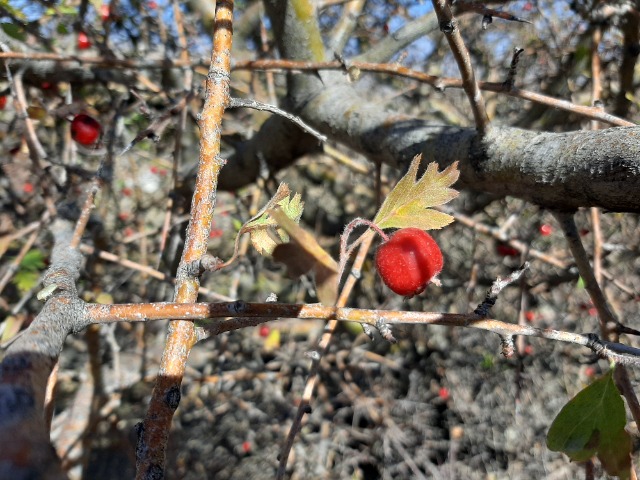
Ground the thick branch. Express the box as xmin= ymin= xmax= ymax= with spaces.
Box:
xmin=246 ymin=0 xmax=640 ymax=213
xmin=0 ymin=219 xmax=87 ymax=479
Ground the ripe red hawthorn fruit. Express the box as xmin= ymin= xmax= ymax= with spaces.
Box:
xmin=375 ymin=228 xmax=443 ymax=297
xmin=77 ymin=32 xmax=91 ymax=50
xmin=71 ymin=114 xmax=101 ymax=145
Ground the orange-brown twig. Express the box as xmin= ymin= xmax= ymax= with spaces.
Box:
xmin=134 ymin=0 xmax=235 ymax=477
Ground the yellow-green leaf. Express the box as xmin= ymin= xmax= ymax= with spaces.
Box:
xmin=240 ymin=183 xmax=305 ymax=255
xmin=374 ymin=155 xmax=459 ymax=231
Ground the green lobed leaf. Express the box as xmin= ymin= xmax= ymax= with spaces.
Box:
xmin=547 ymin=369 xmax=631 ymax=477
xmin=373 ymin=155 xmax=459 ymax=231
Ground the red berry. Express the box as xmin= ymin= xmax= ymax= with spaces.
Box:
xmin=0 ymin=96 xmax=6 ymax=110
xmin=584 ymin=366 xmax=596 ymax=378
xmin=77 ymin=32 xmax=91 ymax=50
xmin=438 ymin=387 xmax=450 ymax=401
xmin=100 ymin=3 xmax=110 ymax=21
xmin=209 ymin=228 xmax=223 ymax=239
xmin=241 ymin=441 xmax=251 ymax=454
xmin=71 ymin=114 xmax=101 ymax=145
xmin=121 ymin=187 xmax=133 ymax=197
xmin=539 ymin=224 xmax=553 ymax=236
xmin=259 ymin=325 xmax=270 ymax=337
xmin=496 ymin=243 xmax=519 ymax=257
xmin=588 ymin=307 xmax=598 ymax=317
xmin=375 ymin=228 xmax=443 ymax=297
xmin=22 ymin=183 xmax=34 ymax=194
xmin=148 ymin=0 xmax=158 ymax=9
xmin=150 ymin=166 xmax=159 ymax=174
xmin=524 ymin=311 xmax=535 ymax=322
xmin=523 ymin=345 xmax=534 ymax=356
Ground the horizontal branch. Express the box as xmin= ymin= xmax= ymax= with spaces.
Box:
xmin=1 ymin=52 xmax=629 ymax=128
xmin=232 ymin=59 xmax=634 ymax=127
xmin=85 ymin=301 xmax=640 ymax=364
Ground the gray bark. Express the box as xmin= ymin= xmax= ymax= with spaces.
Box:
xmin=221 ymin=0 xmax=640 ymax=213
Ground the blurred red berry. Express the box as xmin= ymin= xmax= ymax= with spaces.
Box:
xmin=123 ymin=227 xmax=134 ymax=237
xmin=118 ymin=212 xmax=130 ymax=221
xmin=584 ymin=366 xmax=596 ymax=378
xmin=525 ymin=311 xmax=535 ymax=322
xmin=539 ymin=224 xmax=553 ymax=236
xmin=22 ymin=183 xmax=34 ymax=194
xmin=496 ymin=243 xmax=519 ymax=257
xmin=122 ymin=187 xmax=133 ymax=197
xmin=588 ymin=307 xmax=598 ymax=317
xmin=438 ymin=387 xmax=450 ymax=401
xmin=148 ymin=0 xmax=158 ymax=9
xmin=77 ymin=32 xmax=91 ymax=50
xmin=241 ymin=441 xmax=251 ymax=454
xmin=71 ymin=114 xmax=101 ymax=145
xmin=100 ymin=3 xmax=110 ymax=21
xmin=0 ymin=96 xmax=7 ymax=110
xmin=523 ymin=345 xmax=534 ymax=355
xmin=209 ymin=228 xmax=223 ymax=239
xmin=259 ymin=325 xmax=270 ymax=338
xmin=523 ymin=2 xmax=533 ymax=11
xmin=150 ymin=166 xmax=159 ymax=174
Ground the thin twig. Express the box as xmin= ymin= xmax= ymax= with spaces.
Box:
xmin=232 ymin=59 xmax=635 ymax=127
xmin=228 ymin=97 xmax=327 ymax=142
xmin=0 ymin=51 xmax=633 ymax=126
xmin=278 ymin=230 xmax=376 ymax=479
xmin=503 ymin=47 xmax=525 ymax=90
xmin=552 ymin=211 xmax=617 ymax=338
xmin=474 ymin=262 xmax=530 ymax=317
xmin=85 ymin=301 xmax=640 ymax=365
xmin=431 ymin=0 xmax=489 ymax=133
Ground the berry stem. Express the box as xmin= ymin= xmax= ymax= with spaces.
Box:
xmin=338 ymin=218 xmax=387 ymax=288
